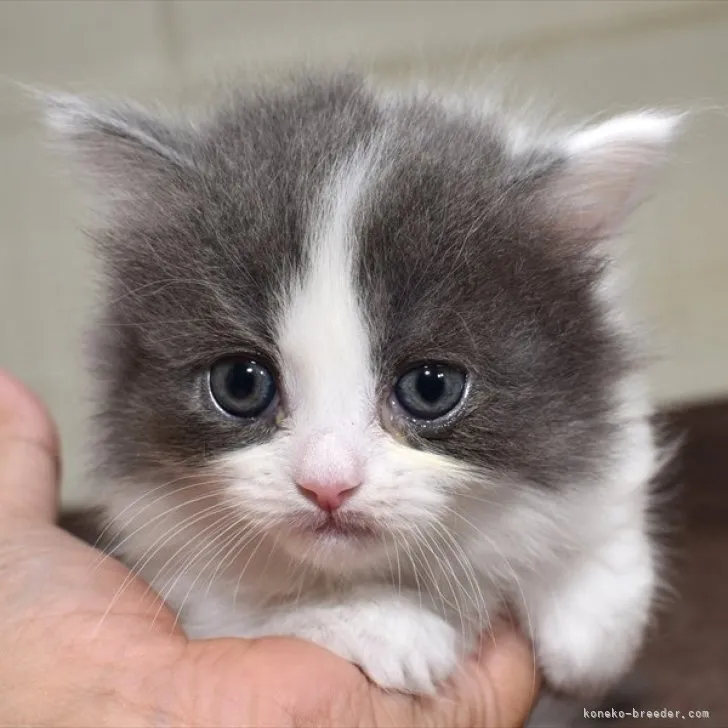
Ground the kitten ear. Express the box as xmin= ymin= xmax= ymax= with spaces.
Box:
xmin=544 ymin=112 xmax=683 ymax=240
xmin=43 ymin=93 xmax=194 ymax=196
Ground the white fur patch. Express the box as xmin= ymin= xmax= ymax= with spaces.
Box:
xmin=275 ymin=146 xmax=380 ymax=484
xmin=531 ymin=520 xmax=655 ymax=695
xmin=565 ymin=112 xmax=681 ymax=157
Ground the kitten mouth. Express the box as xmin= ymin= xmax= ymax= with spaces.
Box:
xmin=296 ymin=513 xmax=378 ymax=540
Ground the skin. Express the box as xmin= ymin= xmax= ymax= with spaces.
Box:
xmin=0 ymin=369 xmax=539 ymax=727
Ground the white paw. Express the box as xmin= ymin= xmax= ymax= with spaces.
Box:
xmin=536 ymin=608 xmax=636 ymax=697
xmin=265 ymin=596 xmax=461 ymax=694
xmin=532 ymin=533 xmax=654 ymax=697
xmin=344 ymin=606 xmax=460 ymax=694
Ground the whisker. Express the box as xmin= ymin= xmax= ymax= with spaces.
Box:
xmin=393 ymin=538 xmax=403 ymax=598
xmin=431 ymin=519 xmax=491 ymax=636
xmin=441 ymin=506 xmax=537 ymax=670
xmin=91 ymin=471 xmax=221 ymax=551
xmin=91 ymin=502 xmax=233 ymax=637
xmin=202 ymin=517 xmax=258 ymax=601
xmin=397 ymin=533 xmax=424 ymax=610
xmin=414 ymin=524 xmax=468 ymax=631
xmin=408 ymin=525 xmax=452 ymax=616
xmin=93 ymin=483 xmax=227 ymax=576
xmin=160 ymin=512 xmax=248 ymax=633
xmin=430 ymin=520 xmax=483 ymax=612
xmin=152 ymin=508 xmax=240 ymax=598
xmin=232 ymin=524 xmax=270 ymax=612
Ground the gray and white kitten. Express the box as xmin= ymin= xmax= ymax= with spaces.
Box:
xmin=50 ymin=74 xmax=677 ymax=700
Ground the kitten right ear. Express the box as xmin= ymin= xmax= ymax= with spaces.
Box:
xmin=540 ymin=111 xmax=683 ymax=242
xmin=43 ymin=93 xmax=194 ymax=197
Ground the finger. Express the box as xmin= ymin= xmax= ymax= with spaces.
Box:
xmin=170 ymin=628 xmax=539 ymax=728
xmin=466 ymin=627 xmax=541 ymax=728
xmin=372 ymin=627 xmax=540 ymax=728
xmin=0 ymin=369 xmax=60 ymax=523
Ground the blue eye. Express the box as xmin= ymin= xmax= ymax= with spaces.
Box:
xmin=394 ymin=363 xmax=467 ymax=421
xmin=209 ymin=357 xmax=276 ymax=418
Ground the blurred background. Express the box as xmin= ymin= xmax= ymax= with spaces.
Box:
xmin=0 ymin=1 xmax=726 ymax=722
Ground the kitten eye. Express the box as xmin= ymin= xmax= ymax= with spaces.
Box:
xmin=208 ymin=357 xmax=276 ymax=418
xmin=394 ymin=363 xmax=467 ymax=422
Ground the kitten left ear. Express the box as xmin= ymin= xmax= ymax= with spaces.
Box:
xmin=544 ymin=112 xmax=683 ymax=240
xmin=43 ymin=93 xmax=194 ymax=194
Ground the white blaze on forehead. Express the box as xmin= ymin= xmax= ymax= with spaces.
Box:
xmin=276 ymin=146 xmax=379 ymax=442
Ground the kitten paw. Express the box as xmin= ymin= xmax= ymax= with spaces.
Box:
xmin=532 ymin=558 xmax=653 ymax=696
xmin=537 ymin=613 xmax=632 ymax=698
xmin=346 ymin=607 xmax=461 ymax=694
xmin=527 ymin=527 xmax=655 ymax=698
xmin=264 ymin=596 xmax=461 ymax=694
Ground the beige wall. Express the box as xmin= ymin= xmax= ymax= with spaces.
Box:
xmin=1 ymin=1 xmax=727 ymax=504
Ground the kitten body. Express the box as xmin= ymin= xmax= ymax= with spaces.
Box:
xmin=49 ymin=75 xmax=676 ymax=699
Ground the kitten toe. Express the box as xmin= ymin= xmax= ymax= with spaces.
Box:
xmin=357 ymin=615 xmax=460 ymax=694
xmin=318 ymin=604 xmax=461 ymax=694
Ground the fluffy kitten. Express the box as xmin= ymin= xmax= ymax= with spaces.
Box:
xmin=50 ymin=74 xmax=677 ymax=700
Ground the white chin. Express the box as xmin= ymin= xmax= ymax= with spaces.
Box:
xmin=280 ymin=529 xmax=388 ymax=573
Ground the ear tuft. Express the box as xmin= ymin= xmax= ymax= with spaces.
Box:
xmin=546 ymin=111 xmax=684 ymax=240
xmin=565 ymin=112 xmax=683 ymax=158
xmin=44 ymin=93 xmax=101 ymax=137
xmin=40 ymin=92 xmax=195 ymax=189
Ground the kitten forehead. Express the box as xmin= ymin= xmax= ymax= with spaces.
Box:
xmin=276 ymin=142 xmax=383 ymax=433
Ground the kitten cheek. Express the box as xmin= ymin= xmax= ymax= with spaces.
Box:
xmin=212 ymin=443 xmax=296 ymax=511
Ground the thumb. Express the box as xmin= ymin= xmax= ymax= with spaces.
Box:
xmin=373 ymin=627 xmax=540 ymax=728
xmin=0 ymin=369 xmax=60 ymax=523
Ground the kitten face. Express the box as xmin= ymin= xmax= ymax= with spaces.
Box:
xmin=48 ymin=76 xmax=677 ymax=575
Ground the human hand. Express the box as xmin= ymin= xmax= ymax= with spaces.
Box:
xmin=0 ymin=369 xmax=539 ymax=727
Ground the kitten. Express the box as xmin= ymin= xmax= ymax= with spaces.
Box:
xmin=50 ymin=74 xmax=677 ymax=701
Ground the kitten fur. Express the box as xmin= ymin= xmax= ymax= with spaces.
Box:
xmin=48 ymin=74 xmax=677 ymax=702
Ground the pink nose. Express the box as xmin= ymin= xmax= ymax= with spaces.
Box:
xmin=296 ymin=481 xmax=360 ymax=512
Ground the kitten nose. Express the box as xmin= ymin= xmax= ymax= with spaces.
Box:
xmin=296 ymin=481 xmax=360 ymax=512
xmin=295 ymin=431 xmax=363 ymax=511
